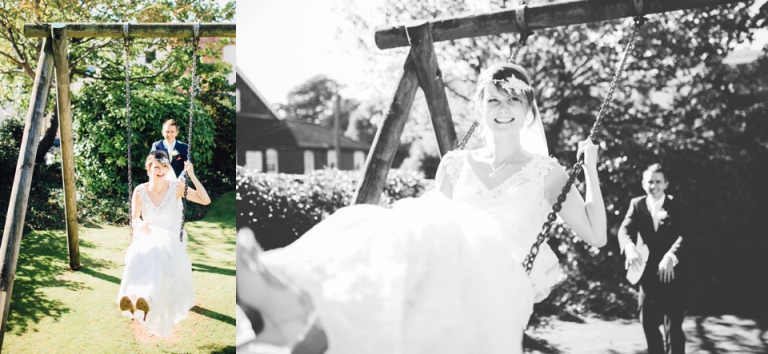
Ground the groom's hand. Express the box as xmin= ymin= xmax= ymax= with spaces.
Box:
xmin=624 ymin=244 xmax=642 ymax=272
xmin=658 ymin=256 xmax=675 ymax=283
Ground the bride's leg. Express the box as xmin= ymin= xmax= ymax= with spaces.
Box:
xmin=237 ymin=227 xmax=319 ymax=348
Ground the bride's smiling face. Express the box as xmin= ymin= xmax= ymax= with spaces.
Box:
xmin=481 ymin=83 xmax=529 ymax=135
xmin=148 ymin=160 xmax=170 ymax=181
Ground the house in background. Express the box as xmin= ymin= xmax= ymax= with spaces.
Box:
xmin=237 ymin=68 xmax=370 ymax=174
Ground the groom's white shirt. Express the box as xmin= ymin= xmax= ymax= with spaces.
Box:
xmin=646 ymin=194 xmax=666 ymax=231
xmin=643 ymin=193 xmax=680 ymax=267
xmin=163 ymin=139 xmax=177 ymax=153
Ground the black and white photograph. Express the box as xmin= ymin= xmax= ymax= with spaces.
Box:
xmin=237 ymin=0 xmax=768 ymax=353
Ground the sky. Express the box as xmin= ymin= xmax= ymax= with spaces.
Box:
xmin=240 ymin=0 xmax=768 ymax=106
xmin=238 ymin=0 xmax=377 ymax=105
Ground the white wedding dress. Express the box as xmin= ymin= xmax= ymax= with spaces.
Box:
xmin=117 ymin=181 xmax=195 ymax=337
xmin=260 ymin=150 xmax=562 ymax=353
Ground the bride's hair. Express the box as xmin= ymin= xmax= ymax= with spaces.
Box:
xmin=473 ymin=63 xmax=535 ymax=117
xmin=146 ymin=150 xmax=171 ymax=170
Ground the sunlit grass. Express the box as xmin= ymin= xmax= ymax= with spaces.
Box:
xmin=4 ymin=192 xmax=235 ymax=353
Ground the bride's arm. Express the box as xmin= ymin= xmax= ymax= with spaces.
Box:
xmin=176 ymin=162 xmax=211 ymax=205
xmin=543 ymin=140 xmax=607 ymax=247
xmin=131 ymin=187 xmax=151 ymax=233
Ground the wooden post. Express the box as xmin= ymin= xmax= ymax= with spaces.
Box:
xmin=352 ymin=54 xmax=419 ymax=205
xmin=333 ymin=93 xmax=341 ymax=168
xmin=51 ymin=24 xmax=80 ymax=271
xmin=374 ymin=0 xmax=749 ymax=49
xmin=407 ymin=22 xmax=457 ymax=156
xmin=24 ymin=23 xmax=236 ymax=38
xmin=0 ymin=36 xmax=55 ymax=346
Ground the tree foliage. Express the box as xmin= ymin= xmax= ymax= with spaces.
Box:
xmin=0 ymin=0 xmax=235 ymax=158
xmin=278 ymin=75 xmax=360 ymax=133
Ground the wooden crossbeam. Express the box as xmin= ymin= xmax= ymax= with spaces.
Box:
xmin=24 ymin=22 xmax=235 ymax=38
xmin=375 ymin=0 xmax=749 ymax=50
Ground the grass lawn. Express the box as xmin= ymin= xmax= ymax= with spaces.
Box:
xmin=3 ymin=192 xmax=236 ymax=353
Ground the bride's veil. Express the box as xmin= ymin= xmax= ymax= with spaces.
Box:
xmin=165 ymin=165 xmax=179 ymax=182
xmin=520 ymin=100 xmax=549 ymax=157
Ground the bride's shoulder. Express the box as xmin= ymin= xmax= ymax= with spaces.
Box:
xmin=538 ymin=155 xmax=568 ymax=186
xmin=133 ymin=183 xmax=148 ymax=194
xmin=173 ymin=179 xmax=184 ymax=193
xmin=441 ymin=149 xmax=468 ymax=161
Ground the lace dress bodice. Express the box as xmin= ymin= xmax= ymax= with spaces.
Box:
xmin=442 ymin=150 xmax=556 ymax=258
xmin=137 ymin=181 xmax=183 ymax=237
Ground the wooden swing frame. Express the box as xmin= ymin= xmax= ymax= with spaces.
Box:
xmin=0 ymin=22 xmax=234 ymax=346
xmin=351 ymin=0 xmax=749 ymax=205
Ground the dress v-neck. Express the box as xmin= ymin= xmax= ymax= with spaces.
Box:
xmin=144 ymin=183 xmax=171 ymax=208
xmin=464 ymin=152 xmax=538 ymax=191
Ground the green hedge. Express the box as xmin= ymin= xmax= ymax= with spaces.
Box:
xmin=236 ymin=168 xmax=430 ymax=250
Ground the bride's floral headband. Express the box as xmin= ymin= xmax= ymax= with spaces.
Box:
xmin=157 ymin=157 xmax=170 ymax=166
xmin=491 ymin=77 xmax=532 ymax=95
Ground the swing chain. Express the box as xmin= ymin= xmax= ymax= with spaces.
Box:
xmin=123 ymin=24 xmax=133 ymax=243
xmin=521 ymin=18 xmax=644 ymax=274
xmin=180 ymin=28 xmax=200 ymax=242
xmin=589 ymin=20 xmax=641 ymax=142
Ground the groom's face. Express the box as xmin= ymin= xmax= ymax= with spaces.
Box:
xmin=163 ymin=124 xmax=178 ymax=142
xmin=642 ymin=171 xmax=668 ymax=199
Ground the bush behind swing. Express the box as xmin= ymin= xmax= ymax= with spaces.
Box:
xmin=0 ymin=118 xmax=66 ymax=235
xmin=236 ymin=167 xmax=429 ymax=250
xmin=72 ymin=80 xmax=223 ymax=225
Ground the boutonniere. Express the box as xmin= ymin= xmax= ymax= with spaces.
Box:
xmin=171 ymin=149 xmax=179 ymax=157
xmin=658 ymin=208 xmax=669 ymax=225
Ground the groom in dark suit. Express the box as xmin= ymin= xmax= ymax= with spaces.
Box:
xmin=618 ymin=164 xmax=690 ymax=354
xmin=151 ymin=119 xmax=191 ymax=178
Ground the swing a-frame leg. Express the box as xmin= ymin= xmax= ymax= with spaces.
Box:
xmin=52 ymin=24 xmax=80 ymax=271
xmin=0 ymin=35 xmax=55 ymax=348
xmin=353 ymin=22 xmax=456 ymax=205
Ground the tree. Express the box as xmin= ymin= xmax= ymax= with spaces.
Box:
xmin=0 ymin=0 xmax=235 ymax=162
xmin=279 ymin=75 xmax=361 ymax=133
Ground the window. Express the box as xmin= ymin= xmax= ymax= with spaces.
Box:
xmin=354 ymin=151 xmax=365 ymax=170
xmin=236 ymin=89 xmax=241 ymax=112
xmin=327 ymin=150 xmax=338 ymax=169
xmin=266 ymin=149 xmax=278 ymax=173
xmin=245 ymin=151 xmax=263 ymax=172
xmin=304 ymin=150 xmax=315 ymax=174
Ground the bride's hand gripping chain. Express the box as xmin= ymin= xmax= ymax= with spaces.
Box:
xmin=178 ymin=161 xmax=211 ymax=205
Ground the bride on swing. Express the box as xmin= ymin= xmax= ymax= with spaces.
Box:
xmin=238 ymin=63 xmax=607 ymax=353
xmin=117 ymin=150 xmax=211 ymax=337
